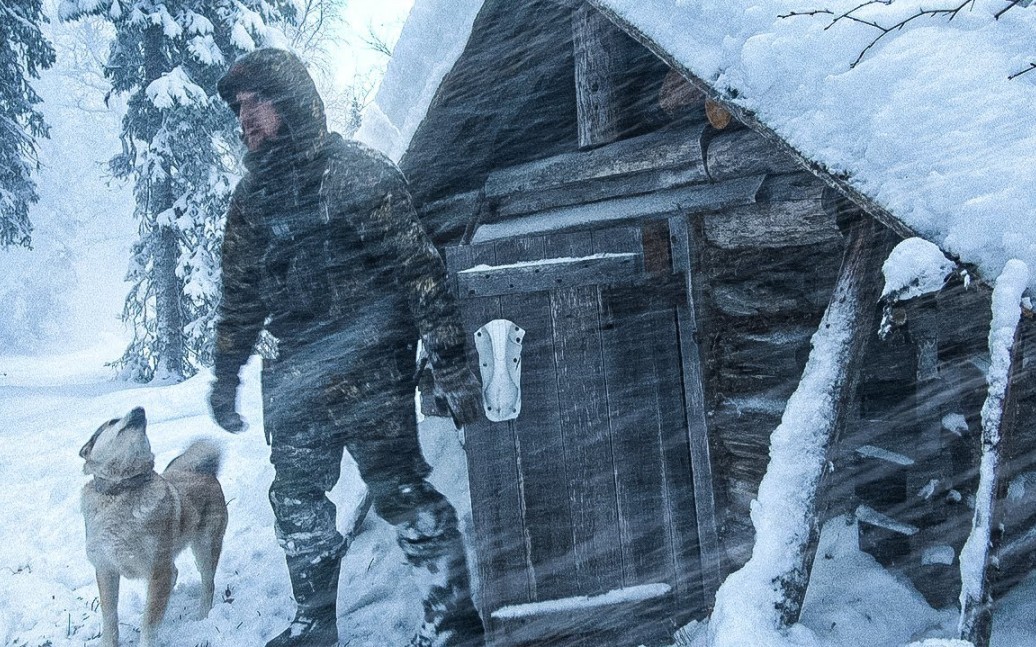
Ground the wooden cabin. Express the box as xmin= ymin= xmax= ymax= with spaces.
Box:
xmin=359 ymin=1 xmax=1036 ymax=645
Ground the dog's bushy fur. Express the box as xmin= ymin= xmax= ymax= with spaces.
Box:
xmin=80 ymin=408 xmax=228 ymax=647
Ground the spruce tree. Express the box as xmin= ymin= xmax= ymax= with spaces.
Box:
xmin=59 ymin=0 xmax=297 ymax=381
xmin=0 ymin=1 xmax=56 ymax=248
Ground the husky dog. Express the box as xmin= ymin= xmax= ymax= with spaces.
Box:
xmin=80 ymin=407 xmax=228 ymax=647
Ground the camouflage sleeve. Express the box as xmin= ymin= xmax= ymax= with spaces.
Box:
xmin=213 ymin=181 xmax=267 ymax=384
xmin=351 ymin=168 xmax=468 ymax=383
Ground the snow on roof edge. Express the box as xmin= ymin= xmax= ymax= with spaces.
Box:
xmin=354 ymin=0 xmax=486 ymax=163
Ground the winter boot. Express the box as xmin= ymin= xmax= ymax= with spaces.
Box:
xmin=266 ymin=553 xmax=342 ymax=647
xmin=408 ymin=583 xmax=485 ymax=647
xmin=404 ymin=530 xmax=485 ymax=647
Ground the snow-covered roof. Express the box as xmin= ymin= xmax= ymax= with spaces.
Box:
xmin=358 ymin=0 xmax=1036 ymax=292
xmin=354 ymin=0 xmax=483 ymax=162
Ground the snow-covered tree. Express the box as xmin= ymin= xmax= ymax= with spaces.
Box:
xmin=0 ymin=0 xmax=56 ymax=248
xmin=59 ymin=0 xmax=297 ymax=382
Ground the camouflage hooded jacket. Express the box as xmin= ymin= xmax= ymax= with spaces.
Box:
xmin=212 ymin=49 xmax=467 ymax=397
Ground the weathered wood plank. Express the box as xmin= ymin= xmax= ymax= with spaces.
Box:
xmin=483 ymin=124 xmax=707 ymax=200
xmin=573 ymin=3 xmax=623 ymax=148
xmin=716 ymin=326 xmax=815 ymax=382
xmin=446 ymin=244 xmax=534 ymax=633
xmin=547 ymin=231 xmax=625 ymax=596
xmin=702 ymin=199 xmax=842 ymax=249
xmin=702 ymin=203 xmax=844 ymax=321
xmin=705 ymin=128 xmax=801 ymax=182
xmin=456 ymin=252 xmax=644 ymax=298
xmin=491 ymin=236 xmax=580 ymax=603
xmin=710 ymin=270 xmax=835 ymax=318
xmin=490 ymin=586 xmax=675 ymax=647
xmin=756 ymin=172 xmax=827 ymax=203
xmin=650 ymin=285 xmax=708 ymax=623
xmin=493 ymin=163 xmax=707 ymax=220
xmin=472 ymin=175 xmax=763 ymax=243
xmin=669 ymin=214 xmax=722 ymax=607
xmin=595 ymin=227 xmax=673 ymax=600
xmin=710 ymin=395 xmax=787 ymax=467
xmin=591 ymin=224 xmax=643 ymax=258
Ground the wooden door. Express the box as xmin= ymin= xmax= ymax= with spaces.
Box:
xmin=446 ymin=224 xmax=706 ymax=646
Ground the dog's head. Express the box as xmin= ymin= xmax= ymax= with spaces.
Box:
xmin=80 ymin=407 xmax=156 ymax=481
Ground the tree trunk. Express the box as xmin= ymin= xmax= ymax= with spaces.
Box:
xmin=153 ymin=216 xmax=185 ymax=381
xmin=144 ymin=25 xmax=185 ymax=381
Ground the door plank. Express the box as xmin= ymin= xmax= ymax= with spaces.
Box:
xmin=448 ymin=244 xmax=534 ymax=630
xmin=668 ymin=215 xmax=722 ymax=605
xmin=547 ymin=231 xmax=625 ymax=595
xmin=493 ymin=236 xmax=582 ymax=602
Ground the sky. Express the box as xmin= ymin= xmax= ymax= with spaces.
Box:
xmin=329 ymin=0 xmax=415 ymax=93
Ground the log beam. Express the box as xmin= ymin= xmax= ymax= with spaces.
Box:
xmin=471 ymin=175 xmax=762 ymax=243
xmin=573 ymin=3 xmax=624 ymax=148
xmin=484 ymin=124 xmax=707 ymax=199
xmin=709 ymin=214 xmax=894 ymax=645
xmin=958 ymin=260 xmax=1029 ymax=647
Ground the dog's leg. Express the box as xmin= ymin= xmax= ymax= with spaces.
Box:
xmin=96 ymin=569 xmax=120 ymax=647
xmin=140 ymin=563 xmax=176 ymax=647
xmin=192 ymin=528 xmax=224 ymax=620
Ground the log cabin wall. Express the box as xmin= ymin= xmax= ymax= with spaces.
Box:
xmin=840 ymin=280 xmax=1036 ymax=607
xmin=699 ymin=186 xmax=1036 ymax=599
xmin=423 ymin=113 xmax=857 ymax=589
xmin=397 ymin=0 xmax=1036 ymax=619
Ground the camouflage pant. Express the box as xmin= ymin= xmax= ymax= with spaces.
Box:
xmin=262 ymin=354 xmax=465 ymax=577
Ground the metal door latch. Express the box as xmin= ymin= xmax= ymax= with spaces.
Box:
xmin=474 ymin=319 xmax=524 ymax=422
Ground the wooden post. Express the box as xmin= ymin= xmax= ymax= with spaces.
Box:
xmin=958 ymin=260 xmax=1029 ymax=647
xmin=781 ymin=216 xmax=893 ymax=624
xmin=669 ymin=215 xmax=722 ymax=604
xmin=572 ymin=3 xmax=623 ymax=149
xmin=709 ymin=215 xmax=893 ymax=645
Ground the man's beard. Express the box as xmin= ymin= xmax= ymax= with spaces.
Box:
xmin=242 ymin=129 xmax=272 ymax=152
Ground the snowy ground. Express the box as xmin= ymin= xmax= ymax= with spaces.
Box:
xmin=2 ymin=345 xmax=1035 ymax=647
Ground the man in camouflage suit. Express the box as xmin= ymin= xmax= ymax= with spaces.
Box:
xmin=208 ymin=49 xmax=485 ymax=647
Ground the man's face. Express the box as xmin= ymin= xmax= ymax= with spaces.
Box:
xmin=236 ymin=91 xmax=282 ymax=152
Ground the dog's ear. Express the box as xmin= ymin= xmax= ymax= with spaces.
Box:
xmin=80 ymin=419 xmax=116 ymax=459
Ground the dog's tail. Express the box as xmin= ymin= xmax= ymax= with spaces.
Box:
xmin=165 ymin=439 xmax=222 ymax=477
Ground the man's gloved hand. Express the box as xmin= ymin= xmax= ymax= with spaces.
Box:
xmin=433 ymin=365 xmax=483 ymax=429
xmin=209 ymin=377 xmax=247 ymax=433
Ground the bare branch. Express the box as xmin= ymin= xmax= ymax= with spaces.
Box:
xmin=994 ymin=0 xmax=1029 ymax=20
xmin=786 ymin=1 xmax=983 ymax=68
xmin=831 ymin=1 xmax=895 ymax=26
xmin=778 ymin=9 xmax=834 ymax=19
xmin=1008 ymin=62 xmax=1036 ymax=80
xmin=361 ymin=23 xmax=394 ymax=57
